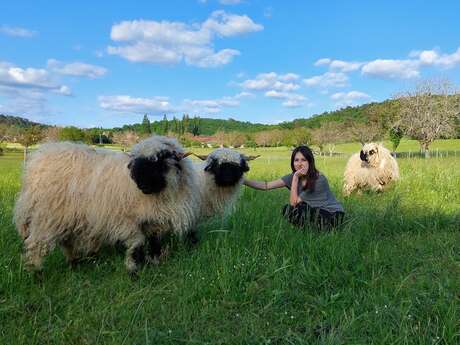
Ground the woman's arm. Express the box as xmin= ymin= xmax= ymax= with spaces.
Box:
xmin=290 ymin=168 xmax=307 ymax=206
xmin=244 ymin=178 xmax=285 ymax=191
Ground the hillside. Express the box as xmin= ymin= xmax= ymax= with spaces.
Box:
xmin=0 ymin=114 xmax=43 ymax=128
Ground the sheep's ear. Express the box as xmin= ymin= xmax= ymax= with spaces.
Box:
xmin=128 ymin=157 xmax=168 ymax=194
xmin=193 ymin=153 xmax=208 ymax=161
xmin=243 ymin=154 xmax=260 ymax=161
xmin=181 ymin=152 xmax=193 ymax=159
xmin=240 ymin=158 xmax=250 ymax=172
xmin=204 ymin=158 xmax=217 ymax=172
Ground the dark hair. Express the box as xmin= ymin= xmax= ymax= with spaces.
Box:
xmin=290 ymin=145 xmax=319 ymax=191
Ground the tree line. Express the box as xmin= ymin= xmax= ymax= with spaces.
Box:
xmin=1 ymin=78 xmax=459 ymax=159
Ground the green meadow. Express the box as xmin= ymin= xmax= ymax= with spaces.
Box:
xmin=0 ymin=140 xmax=459 ymax=344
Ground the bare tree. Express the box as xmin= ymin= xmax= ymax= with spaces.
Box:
xmin=43 ymin=126 xmax=62 ymax=142
xmin=16 ymin=126 xmax=44 ymax=162
xmin=395 ymin=78 xmax=460 ymax=158
xmin=112 ymin=130 xmax=139 ymax=152
xmin=311 ymin=122 xmax=345 ymax=156
xmin=350 ymin=121 xmax=383 ymax=145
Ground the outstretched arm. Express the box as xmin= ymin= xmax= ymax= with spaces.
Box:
xmin=244 ymin=178 xmax=285 ymax=191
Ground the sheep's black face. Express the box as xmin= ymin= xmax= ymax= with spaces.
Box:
xmin=205 ymin=158 xmax=248 ymax=187
xmin=360 ymin=150 xmax=368 ymax=162
xmin=128 ymin=150 xmax=182 ymax=194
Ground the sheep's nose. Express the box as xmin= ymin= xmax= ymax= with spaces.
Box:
xmin=360 ymin=150 xmax=368 ymax=161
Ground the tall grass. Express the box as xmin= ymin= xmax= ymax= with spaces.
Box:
xmin=0 ymin=148 xmax=459 ymax=344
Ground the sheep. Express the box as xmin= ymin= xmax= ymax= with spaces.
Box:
xmin=14 ymin=136 xmax=200 ymax=273
xmin=343 ymin=142 xmax=400 ymax=196
xmin=193 ymin=148 xmax=258 ymax=218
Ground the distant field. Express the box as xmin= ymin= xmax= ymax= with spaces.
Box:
xmin=0 ymin=145 xmax=459 ymax=344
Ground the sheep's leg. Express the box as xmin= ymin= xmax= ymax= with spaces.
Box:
xmin=23 ymin=233 xmax=55 ymax=271
xmin=343 ymin=183 xmax=354 ymax=196
xmin=185 ymin=228 xmax=199 ymax=247
xmin=124 ymin=233 xmax=146 ymax=274
xmin=60 ymin=239 xmax=81 ymax=266
xmin=146 ymin=234 xmax=162 ymax=265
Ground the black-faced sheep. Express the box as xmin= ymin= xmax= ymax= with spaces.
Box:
xmin=194 ymin=148 xmax=258 ymax=218
xmin=343 ymin=142 xmax=400 ymax=196
xmin=14 ymin=136 xmax=199 ymax=273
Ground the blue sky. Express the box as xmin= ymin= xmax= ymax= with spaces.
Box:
xmin=1 ymin=0 xmax=459 ymax=128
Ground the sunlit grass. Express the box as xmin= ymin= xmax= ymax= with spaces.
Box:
xmin=0 ymin=146 xmax=459 ymax=344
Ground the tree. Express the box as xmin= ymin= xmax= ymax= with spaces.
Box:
xmin=388 ymin=126 xmax=404 ymax=153
xmin=350 ymin=121 xmax=383 ymax=145
xmin=311 ymin=122 xmax=343 ymax=156
xmin=142 ymin=114 xmax=152 ymax=135
xmin=282 ymin=127 xmax=311 ymax=148
xmin=59 ymin=126 xmax=86 ymax=142
xmin=112 ymin=130 xmax=139 ymax=152
xmin=43 ymin=126 xmax=62 ymax=142
xmin=191 ymin=116 xmax=201 ymax=136
xmin=17 ymin=126 xmax=44 ymax=162
xmin=0 ymin=124 xmax=10 ymax=155
xmin=395 ymin=78 xmax=460 ymax=158
xmin=161 ymin=114 xmax=169 ymax=135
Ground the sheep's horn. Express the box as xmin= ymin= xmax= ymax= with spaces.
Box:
xmin=243 ymin=154 xmax=261 ymax=161
xmin=193 ymin=153 xmax=209 ymax=161
xmin=181 ymin=152 xmax=193 ymax=159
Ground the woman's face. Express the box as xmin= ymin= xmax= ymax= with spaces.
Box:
xmin=293 ymin=151 xmax=309 ymax=172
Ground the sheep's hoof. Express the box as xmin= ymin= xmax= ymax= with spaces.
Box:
xmin=146 ymin=254 xmax=160 ymax=265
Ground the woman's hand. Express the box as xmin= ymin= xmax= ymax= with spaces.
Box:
xmin=294 ymin=167 xmax=308 ymax=178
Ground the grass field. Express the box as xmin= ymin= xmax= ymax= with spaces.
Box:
xmin=0 ymin=141 xmax=459 ymax=344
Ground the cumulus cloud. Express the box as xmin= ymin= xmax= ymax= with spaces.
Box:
xmin=99 ymin=95 xmax=176 ymax=114
xmin=0 ymin=61 xmax=71 ymax=94
xmin=0 ymin=61 xmax=72 ymax=117
xmin=303 ymin=72 xmax=349 ymax=88
xmin=184 ymin=92 xmax=249 ymax=113
xmin=331 ymin=91 xmax=371 ymax=107
xmin=47 ymin=59 xmax=108 ymax=79
xmin=410 ymin=48 xmax=460 ymax=69
xmin=314 ymin=58 xmax=363 ymax=72
xmin=0 ymin=25 xmax=37 ymax=38
xmin=264 ymin=90 xmax=306 ymax=108
xmin=108 ymin=11 xmax=262 ymax=68
xmin=361 ymin=59 xmax=420 ymax=79
xmin=241 ymin=72 xmax=300 ymax=92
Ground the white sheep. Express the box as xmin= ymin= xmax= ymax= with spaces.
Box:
xmin=193 ymin=148 xmax=258 ymax=218
xmin=14 ymin=136 xmax=200 ymax=273
xmin=343 ymin=142 xmax=400 ymax=196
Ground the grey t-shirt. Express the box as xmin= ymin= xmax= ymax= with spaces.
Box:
xmin=281 ymin=173 xmax=344 ymax=213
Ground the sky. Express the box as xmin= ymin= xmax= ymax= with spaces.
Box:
xmin=1 ymin=0 xmax=460 ymax=128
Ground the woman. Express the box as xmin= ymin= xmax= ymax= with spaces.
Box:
xmin=244 ymin=145 xmax=344 ymax=230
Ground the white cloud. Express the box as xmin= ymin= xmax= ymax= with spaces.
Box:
xmin=0 ymin=61 xmax=70 ymax=93
xmin=241 ymin=72 xmax=300 ymax=91
xmin=202 ymin=11 xmax=262 ymax=37
xmin=314 ymin=58 xmax=363 ymax=72
xmin=331 ymin=91 xmax=371 ymax=107
xmin=361 ymin=59 xmax=420 ymax=79
xmin=264 ymin=90 xmax=306 ymax=108
xmin=184 ymin=94 xmax=243 ymax=114
xmin=0 ymin=25 xmax=37 ymax=38
xmin=108 ymin=11 xmax=262 ymax=68
xmin=303 ymin=72 xmax=349 ymax=88
xmin=0 ymin=61 xmax=71 ymax=117
xmin=47 ymin=59 xmax=108 ymax=79
xmin=410 ymin=48 xmax=460 ymax=69
xmin=99 ymin=95 xmax=176 ymax=114
xmin=314 ymin=58 xmax=331 ymax=66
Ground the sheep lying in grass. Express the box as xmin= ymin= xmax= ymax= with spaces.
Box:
xmin=14 ymin=136 xmax=199 ymax=273
xmin=343 ymin=142 xmax=400 ymax=196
